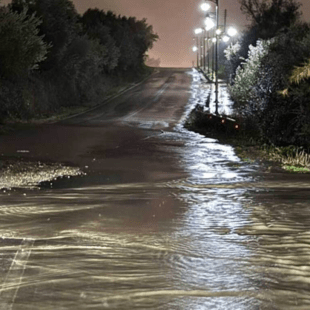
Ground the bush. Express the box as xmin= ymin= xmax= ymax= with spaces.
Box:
xmin=226 ymin=24 xmax=310 ymax=147
xmin=254 ymin=25 xmax=310 ymax=146
xmin=227 ymin=40 xmax=271 ymax=115
xmin=0 ymin=7 xmax=49 ymax=79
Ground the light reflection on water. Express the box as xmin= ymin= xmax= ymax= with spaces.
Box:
xmin=0 ymin=70 xmax=310 ymax=309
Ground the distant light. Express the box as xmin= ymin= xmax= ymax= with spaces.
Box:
xmin=215 ymin=29 xmax=222 ymax=35
xmin=235 ymin=124 xmax=239 ymax=129
xmin=223 ymin=35 xmax=230 ymax=42
xmin=212 ymin=37 xmax=217 ymax=43
xmin=204 ymin=17 xmax=215 ymax=31
xmin=201 ymin=2 xmax=211 ymax=11
xmin=221 ymin=119 xmax=226 ymax=124
xmin=227 ymin=27 xmax=237 ymax=37
xmin=195 ymin=28 xmax=203 ymax=35
xmin=192 ymin=46 xmax=198 ymax=52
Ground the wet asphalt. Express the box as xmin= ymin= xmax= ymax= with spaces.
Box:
xmin=0 ymin=68 xmax=310 ymax=309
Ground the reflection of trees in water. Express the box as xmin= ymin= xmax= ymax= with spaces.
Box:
xmin=146 ymin=57 xmax=161 ymax=67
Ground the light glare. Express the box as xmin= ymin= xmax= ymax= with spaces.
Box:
xmin=227 ymin=27 xmax=237 ymax=37
xmin=204 ymin=17 xmax=215 ymax=31
xmin=195 ymin=28 xmax=203 ymax=34
xmin=201 ymin=2 xmax=211 ymax=11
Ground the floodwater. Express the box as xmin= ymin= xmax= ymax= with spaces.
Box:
xmin=1 ymin=69 xmax=310 ymax=309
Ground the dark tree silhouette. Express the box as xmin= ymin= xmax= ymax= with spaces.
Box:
xmin=239 ymin=0 xmax=301 ymax=39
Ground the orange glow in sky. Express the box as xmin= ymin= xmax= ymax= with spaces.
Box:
xmin=2 ymin=0 xmax=310 ymax=67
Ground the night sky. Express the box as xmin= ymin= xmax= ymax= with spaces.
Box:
xmin=2 ymin=0 xmax=310 ymax=67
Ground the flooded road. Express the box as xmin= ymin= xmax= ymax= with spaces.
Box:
xmin=1 ymin=69 xmax=310 ymax=309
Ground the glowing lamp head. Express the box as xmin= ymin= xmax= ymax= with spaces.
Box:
xmin=192 ymin=46 xmax=198 ymax=52
xmin=227 ymin=27 xmax=237 ymax=37
xmin=204 ymin=17 xmax=215 ymax=31
xmin=195 ymin=28 xmax=203 ymax=35
xmin=212 ymin=37 xmax=217 ymax=43
xmin=216 ymin=29 xmax=222 ymax=35
xmin=223 ymin=35 xmax=230 ymax=42
xmin=201 ymin=2 xmax=211 ymax=11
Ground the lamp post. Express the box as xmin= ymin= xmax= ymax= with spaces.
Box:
xmin=192 ymin=45 xmax=198 ymax=67
xmin=215 ymin=3 xmax=219 ymax=115
xmin=207 ymin=36 xmax=210 ymax=75
xmin=201 ymin=0 xmax=219 ymax=114
xmin=195 ymin=28 xmax=204 ymax=69
xmin=199 ymin=0 xmax=237 ymax=115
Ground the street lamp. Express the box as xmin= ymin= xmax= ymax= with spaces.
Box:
xmin=204 ymin=17 xmax=215 ymax=31
xmin=200 ymin=0 xmax=220 ymax=114
xmin=200 ymin=2 xmax=211 ymax=11
xmin=194 ymin=28 xmax=207 ymax=70
xmin=222 ymin=35 xmax=230 ymax=42
xmin=195 ymin=1 xmax=238 ymax=114
xmin=227 ymin=26 xmax=237 ymax=37
xmin=192 ymin=45 xmax=199 ymax=67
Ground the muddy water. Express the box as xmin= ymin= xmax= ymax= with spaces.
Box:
xmin=1 ymin=70 xmax=310 ymax=309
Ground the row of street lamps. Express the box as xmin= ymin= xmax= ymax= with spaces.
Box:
xmin=192 ymin=0 xmax=237 ymax=114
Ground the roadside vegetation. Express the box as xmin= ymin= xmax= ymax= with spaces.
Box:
xmin=0 ymin=0 xmax=158 ymax=123
xmin=190 ymin=0 xmax=310 ymax=172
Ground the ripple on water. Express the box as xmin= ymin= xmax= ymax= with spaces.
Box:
xmin=1 ymin=69 xmax=310 ymax=309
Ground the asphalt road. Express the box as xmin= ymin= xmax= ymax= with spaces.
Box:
xmin=1 ymin=68 xmax=310 ymax=310
xmin=0 ymin=68 xmax=191 ymax=185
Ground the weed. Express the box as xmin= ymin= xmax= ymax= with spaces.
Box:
xmin=261 ymin=145 xmax=310 ymax=168
xmin=283 ymin=165 xmax=310 ymax=173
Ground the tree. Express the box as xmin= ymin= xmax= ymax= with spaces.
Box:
xmin=81 ymin=9 xmax=158 ymax=72
xmin=81 ymin=9 xmax=120 ymax=72
xmin=228 ymin=40 xmax=271 ymax=114
xmin=9 ymin=0 xmax=37 ymax=15
xmin=11 ymin=0 xmax=82 ymax=70
xmin=288 ymin=59 xmax=310 ymax=85
xmin=234 ymin=24 xmax=310 ymax=146
xmin=234 ymin=0 xmax=302 ymax=72
xmin=0 ymin=6 xmax=49 ymax=79
xmin=239 ymin=0 xmax=301 ymax=39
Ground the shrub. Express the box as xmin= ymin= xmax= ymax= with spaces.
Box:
xmin=227 ymin=40 xmax=271 ymax=115
xmin=0 ymin=6 xmax=49 ymax=79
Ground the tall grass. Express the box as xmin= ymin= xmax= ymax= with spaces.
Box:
xmin=262 ymin=145 xmax=310 ymax=168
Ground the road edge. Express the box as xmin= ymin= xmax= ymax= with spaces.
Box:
xmin=51 ymin=69 xmax=159 ymax=124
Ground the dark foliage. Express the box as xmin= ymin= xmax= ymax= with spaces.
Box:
xmin=81 ymin=8 xmax=158 ymax=72
xmin=0 ymin=6 xmax=49 ymax=80
xmin=0 ymin=1 xmax=158 ymax=121
xmin=225 ymin=0 xmax=310 ymax=148
xmin=236 ymin=0 xmax=301 ymax=67
xmin=239 ymin=0 xmax=301 ymax=38
xmin=249 ymin=24 xmax=310 ymax=146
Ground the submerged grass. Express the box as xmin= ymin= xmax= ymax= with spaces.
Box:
xmin=185 ymin=106 xmax=310 ymax=173
xmin=283 ymin=165 xmax=310 ymax=173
